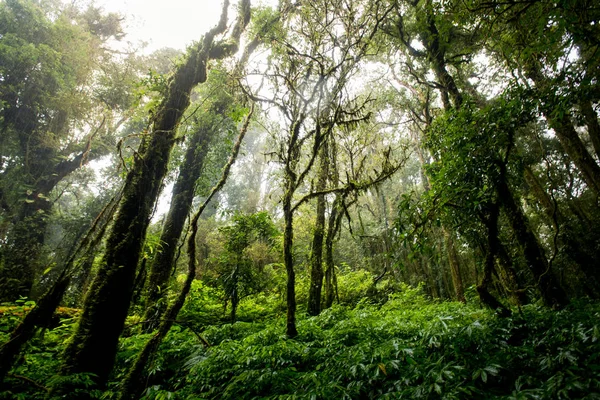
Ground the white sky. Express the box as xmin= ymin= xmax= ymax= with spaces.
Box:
xmin=91 ymin=0 xmax=276 ymax=53
xmin=93 ymin=0 xmax=225 ymax=52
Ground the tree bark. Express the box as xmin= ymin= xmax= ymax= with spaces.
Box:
xmin=546 ymin=111 xmax=600 ymax=194
xmin=116 ymin=98 xmax=253 ymax=400
xmin=477 ymin=203 xmax=511 ymax=316
xmin=307 ymin=141 xmax=329 ymax=316
xmin=580 ymin=100 xmax=600 ymax=161
xmin=524 ymin=166 xmax=600 ymax=297
xmin=0 ymin=196 xmax=50 ymax=301
xmin=526 ymin=68 xmax=600 ymax=195
xmin=283 ymin=186 xmax=298 ymax=338
xmin=142 ymin=124 xmax=212 ymax=331
xmin=495 ymin=243 xmax=528 ymax=305
xmin=0 ymin=118 xmax=108 ymax=302
xmin=53 ymin=2 xmax=249 ymax=392
xmin=498 ymin=176 xmax=568 ymax=308
xmin=443 ymin=228 xmax=466 ymax=303
xmin=423 ymin=11 xmax=463 ymax=110
xmin=0 ymin=193 xmax=117 ymax=384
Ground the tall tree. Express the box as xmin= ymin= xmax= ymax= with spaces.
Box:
xmin=307 ymin=140 xmax=329 ymax=316
xmin=52 ymin=1 xmax=252 ymax=393
xmin=246 ymin=0 xmax=396 ymax=335
xmin=0 ymin=0 xmax=132 ymax=301
xmin=116 ymin=104 xmax=254 ymax=400
xmin=142 ymin=68 xmax=245 ymax=331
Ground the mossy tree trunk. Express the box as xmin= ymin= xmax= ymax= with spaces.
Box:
xmin=527 ymin=68 xmax=600 ymax=195
xmin=53 ymin=1 xmax=250 ymax=391
xmin=142 ymin=125 xmax=212 ymax=331
xmin=443 ymin=228 xmax=466 ymax=303
xmin=324 ymin=194 xmax=344 ymax=309
xmin=283 ymin=179 xmax=298 ymax=337
xmin=0 ymin=198 xmax=50 ymax=301
xmin=477 ymin=202 xmax=511 ymax=316
xmin=0 ymin=151 xmax=92 ymax=301
xmin=495 ymin=243 xmax=528 ymax=305
xmin=308 ymin=140 xmax=329 ymax=316
xmin=116 ymin=101 xmax=253 ymax=400
xmin=497 ymin=173 xmax=568 ymax=308
xmin=580 ymin=100 xmax=600 ymax=160
xmin=524 ymin=166 xmax=600 ymax=297
xmin=0 ymin=193 xmax=118 ymax=384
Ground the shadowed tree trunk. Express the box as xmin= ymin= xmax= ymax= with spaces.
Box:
xmin=0 ymin=140 xmax=100 ymax=302
xmin=477 ymin=202 xmax=511 ymax=316
xmin=141 ymin=123 xmax=212 ymax=331
xmin=283 ymin=180 xmax=298 ymax=337
xmin=52 ymin=2 xmax=251 ymax=393
xmin=580 ymin=100 xmax=600 ymax=160
xmin=308 ymin=140 xmax=329 ymax=316
xmin=324 ymin=194 xmax=344 ymax=309
xmin=497 ymin=172 xmax=568 ymax=308
xmin=443 ymin=228 xmax=466 ymax=303
xmin=116 ymin=102 xmax=253 ymax=400
xmin=546 ymin=112 xmax=600 ymax=194
xmin=526 ymin=68 xmax=600 ymax=195
xmin=0 ymin=199 xmax=50 ymax=301
xmin=524 ymin=166 xmax=600 ymax=297
xmin=0 ymin=192 xmax=118 ymax=384
xmin=495 ymin=243 xmax=528 ymax=305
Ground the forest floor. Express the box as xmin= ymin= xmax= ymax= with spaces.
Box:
xmin=2 ymin=284 xmax=600 ymax=399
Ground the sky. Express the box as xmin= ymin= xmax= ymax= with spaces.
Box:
xmin=92 ymin=0 xmax=275 ymax=53
xmin=93 ymin=0 xmax=225 ymax=52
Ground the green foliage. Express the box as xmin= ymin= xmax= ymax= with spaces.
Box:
xmin=4 ymin=284 xmax=600 ymax=399
xmin=178 ymin=293 xmax=600 ymax=399
xmin=209 ymin=212 xmax=281 ymax=322
xmin=178 ymin=280 xmax=229 ymax=328
xmin=394 ymin=88 xmax=537 ymax=261
xmin=426 ymin=90 xmax=534 ymax=214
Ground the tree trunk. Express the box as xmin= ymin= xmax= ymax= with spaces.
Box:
xmin=0 ymin=277 xmax=69 ymax=385
xmin=524 ymin=166 xmax=600 ymax=297
xmin=546 ymin=111 xmax=600 ymax=195
xmin=324 ymin=195 xmax=343 ymax=309
xmin=0 ymin=116 xmax=108 ymax=302
xmin=496 ymin=243 xmax=528 ymax=305
xmin=0 ymin=196 xmax=50 ymax=301
xmin=443 ymin=228 xmax=466 ymax=303
xmin=0 ymin=193 xmax=117 ymax=384
xmin=307 ymin=141 xmax=329 ymax=316
xmin=230 ymin=286 xmax=239 ymax=324
xmin=116 ymin=86 xmax=253 ymax=400
xmin=477 ymin=203 xmax=511 ymax=316
xmin=580 ymin=100 xmax=600 ymax=160
xmin=52 ymin=3 xmax=246 ymax=391
xmin=283 ymin=186 xmax=298 ymax=337
xmin=498 ymin=176 xmax=568 ymax=308
xmin=527 ymin=68 xmax=600 ymax=195
xmin=142 ymin=125 xmax=212 ymax=331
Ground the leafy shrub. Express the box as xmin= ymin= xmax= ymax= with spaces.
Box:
xmin=178 ymin=292 xmax=600 ymax=399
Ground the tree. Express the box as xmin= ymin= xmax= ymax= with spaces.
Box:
xmin=116 ymin=103 xmax=254 ymax=400
xmin=52 ymin=1 xmax=252 ymax=393
xmin=217 ymin=211 xmax=280 ymax=323
xmin=478 ymin=0 xmax=600 ymax=196
xmin=142 ymin=67 xmax=247 ymax=331
xmin=246 ymin=0 xmax=396 ymax=335
xmin=0 ymin=0 xmax=132 ymax=301
xmin=426 ymin=93 xmax=567 ymax=308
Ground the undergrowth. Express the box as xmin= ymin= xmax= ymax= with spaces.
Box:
xmin=2 ymin=284 xmax=600 ymax=399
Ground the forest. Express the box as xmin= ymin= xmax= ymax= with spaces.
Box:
xmin=1 ymin=0 xmax=600 ymax=398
